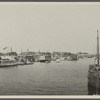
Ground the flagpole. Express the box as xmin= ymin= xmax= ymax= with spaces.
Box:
xmin=97 ymin=30 xmax=99 ymax=67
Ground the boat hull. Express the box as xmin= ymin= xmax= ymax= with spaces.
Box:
xmin=25 ymin=62 xmax=34 ymax=65
xmin=17 ymin=62 xmax=26 ymax=65
xmin=39 ymin=60 xmax=46 ymax=62
xmin=0 ymin=62 xmax=18 ymax=67
xmin=88 ymin=70 xmax=100 ymax=89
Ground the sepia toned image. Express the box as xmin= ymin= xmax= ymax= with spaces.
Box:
xmin=0 ymin=2 xmax=100 ymax=96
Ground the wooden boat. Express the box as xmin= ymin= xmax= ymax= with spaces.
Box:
xmin=0 ymin=62 xmax=17 ymax=67
xmin=17 ymin=61 xmax=26 ymax=65
xmin=56 ymin=59 xmax=60 ymax=63
xmin=25 ymin=60 xmax=34 ymax=65
xmin=45 ymin=52 xmax=51 ymax=62
xmin=39 ymin=55 xmax=46 ymax=62
xmin=39 ymin=52 xmax=52 ymax=63
xmin=0 ymin=56 xmax=18 ymax=67
xmin=17 ymin=57 xmax=26 ymax=65
xmin=88 ymin=30 xmax=100 ymax=93
xmin=67 ymin=54 xmax=78 ymax=61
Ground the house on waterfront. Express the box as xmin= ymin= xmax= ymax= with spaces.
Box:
xmin=52 ymin=52 xmax=72 ymax=60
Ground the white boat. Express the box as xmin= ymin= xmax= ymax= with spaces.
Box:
xmin=0 ymin=55 xmax=18 ymax=67
xmin=25 ymin=60 xmax=34 ymax=65
xmin=56 ymin=59 xmax=60 ymax=63
xmin=17 ymin=61 xmax=26 ymax=65
xmin=17 ymin=57 xmax=26 ymax=65
xmin=39 ymin=55 xmax=46 ymax=62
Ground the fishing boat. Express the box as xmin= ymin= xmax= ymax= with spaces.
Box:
xmin=56 ymin=58 xmax=60 ymax=63
xmin=17 ymin=53 xmax=34 ymax=65
xmin=39 ymin=55 xmax=46 ymax=62
xmin=88 ymin=30 xmax=100 ymax=92
xmin=17 ymin=60 xmax=33 ymax=65
xmin=25 ymin=58 xmax=34 ymax=65
xmin=0 ymin=55 xmax=18 ymax=67
xmin=67 ymin=54 xmax=78 ymax=61
xmin=25 ymin=60 xmax=34 ymax=65
xmin=45 ymin=52 xmax=52 ymax=62
xmin=17 ymin=61 xmax=26 ymax=65
xmin=17 ymin=57 xmax=26 ymax=65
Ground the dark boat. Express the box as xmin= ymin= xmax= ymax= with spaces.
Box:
xmin=67 ymin=54 xmax=78 ymax=61
xmin=39 ymin=52 xmax=52 ymax=63
xmin=45 ymin=52 xmax=52 ymax=62
xmin=88 ymin=30 xmax=100 ymax=94
xmin=25 ymin=59 xmax=34 ymax=65
xmin=39 ymin=55 xmax=46 ymax=62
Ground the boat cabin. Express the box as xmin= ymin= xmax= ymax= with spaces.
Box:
xmin=0 ymin=56 xmax=17 ymax=63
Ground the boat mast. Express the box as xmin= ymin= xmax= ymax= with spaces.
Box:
xmin=97 ymin=30 xmax=99 ymax=67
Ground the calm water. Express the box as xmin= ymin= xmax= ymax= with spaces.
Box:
xmin=0 ymin=58 xmax=95 ymax=95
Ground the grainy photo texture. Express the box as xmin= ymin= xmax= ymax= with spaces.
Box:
xmin=0 ymin=2 xmax=100 ymax=95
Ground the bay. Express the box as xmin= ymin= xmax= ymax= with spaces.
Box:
xmin=0 ymin=58 xmax=94 ymax=95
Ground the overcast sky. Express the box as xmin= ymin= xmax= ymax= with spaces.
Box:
xmin=0 ymin=3 xmax=100 ymax=53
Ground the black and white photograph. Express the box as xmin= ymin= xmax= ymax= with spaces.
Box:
xmin=0 ymin=2 xmax=100 ymax=96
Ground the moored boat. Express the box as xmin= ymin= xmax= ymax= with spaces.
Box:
xmin=39 ymin=52 xmax=52 ymax=63
xmin=17 ymin=57 xmax=34 ymax=65
xmin=17 ymin=56 xmax=26 ymax=65
xmin=67 ymin=54 xmax=78 ymax=61
xmin=17 ymin=61 xmax=26 ymax=65
xmin=0 ymin=55 xmax=18 ymax=67
xmin=88 ymin=30 xmax=100 ymax=93
xmin=56 ymin=58 xmax=60 ymax=63
xmin=39 ymin=55 xmax=46 ymax=62
xmin=25 ymin=60 xmax=34 ymax=65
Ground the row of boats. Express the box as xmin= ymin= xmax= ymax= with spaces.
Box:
xmin=0 ymin=54 xmax=79 ymax=67
xmin=0 ymin=55 xmax=34 ymax=67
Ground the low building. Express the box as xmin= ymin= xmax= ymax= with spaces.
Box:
xmin=18 ymin=52 xmax=35 ymax=62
